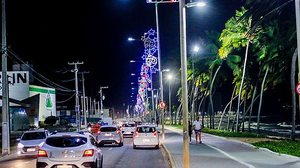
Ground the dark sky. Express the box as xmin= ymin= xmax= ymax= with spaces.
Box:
xmin=5 ymin=0 xmax=242 ymax=109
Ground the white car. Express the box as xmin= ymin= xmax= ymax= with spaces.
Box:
xmin=121 ymin=123 xmax=136 ymax=137
xmin=97 ymin=125 xmax=123 ymax=147
xmin=133 ymin=125 xmax=160 ymax=149
xmin=17 ymin=129 xmax=49 ymax=156
xmin=36 ymin=132 xmax=103 ymax=168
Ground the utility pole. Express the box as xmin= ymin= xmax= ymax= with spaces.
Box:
xmin=79 ymin=71 xmax=89 ymax=127
xmin=99 ymin=86 xmax=109 ymax=119
xmin=68 ymin=61 xmax=84 ymax=132
xmin=179 ymin=0 xmax=190 ymax=167
xmin=2 ymin=0 xmax=10 ymax=155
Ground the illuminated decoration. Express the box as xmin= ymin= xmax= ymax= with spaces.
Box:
xmin=134 ymin=28 xmax=159 ymax=115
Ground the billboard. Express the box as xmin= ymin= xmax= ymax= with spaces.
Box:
xmin=29 ymin=85 xmax=56 ymax=121
xmin=0 ymin=71 xmax=29 ymax=106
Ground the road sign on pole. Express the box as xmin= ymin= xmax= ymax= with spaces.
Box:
xmin=159 ymin=101 xmax=165 ymax=109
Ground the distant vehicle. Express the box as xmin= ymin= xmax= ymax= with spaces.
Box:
xmin=133 ymin=125 xmax=159 ymax=149
xmin=100 ymin=117 xmax=112 ymax=126
xmin=36 ymin=132 xmax=103 ymax=168
xmin=96 ymin=125 xmax=123 ymax=147
xmin=17 ymin=129 xmax=49 ymax=156
xmin=121 ymin=123 xmax=136 ymax=137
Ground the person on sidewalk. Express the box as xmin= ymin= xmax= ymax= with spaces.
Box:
xmin=188 ymin=121 xmax=193 ymax=142
xmin=193 ymin=117 xmax=202 ymax=144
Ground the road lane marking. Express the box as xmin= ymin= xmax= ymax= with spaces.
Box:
xmin=108 ymin=148 xmax=112 ymax=151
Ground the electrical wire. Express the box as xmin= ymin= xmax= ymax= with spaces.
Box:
xmin=56 ymin=93 xmax=76 ymax=104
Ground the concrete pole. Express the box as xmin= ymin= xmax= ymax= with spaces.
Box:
xmin=2 ymin=0 xmax=10 ymax=155
xmin=296 ymin=0 xmax=300 ymax=123
xmin=155 ymin=2 xmax=165 ymax=143
xmin=179 ymin=0 xmax=190 ymax=167
xmin=99 ymin=86 xmax=108 ymax=119
xmin=68 ymin=61 xmax=84 ymax=131
xmin=80 ymin=71 xmax=89 ymax=127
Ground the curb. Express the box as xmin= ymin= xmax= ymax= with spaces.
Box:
xmin=161 ymin=143 xmax=176 ymax=168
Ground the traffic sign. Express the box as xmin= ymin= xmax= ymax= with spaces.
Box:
xmin=296 ymin=83 xmax=300 ymax=95
xmin=159 ymin=101 xmax=166 ymax=109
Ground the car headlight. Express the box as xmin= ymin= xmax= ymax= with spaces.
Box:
xmin=17 ymin=143 xmax=24 ymax=148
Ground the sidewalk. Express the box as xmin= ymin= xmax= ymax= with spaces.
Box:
xmin=162 ymin=126 xmax=300 ymax=168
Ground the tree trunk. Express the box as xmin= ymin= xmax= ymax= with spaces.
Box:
xmin=242 ymin=95 xmax=247 ymax=132
xmin=218 ymin=95 xmax=238 ymax=130
xmin=236 ymin=18 xmax=252 ymax=132
xmin=291 ymin=49 xmax=297 ymax=140
xmin=257 ymin=67 xmax=269 ymax=134
xmin=248 ymin=86 xmax=257 ymax=132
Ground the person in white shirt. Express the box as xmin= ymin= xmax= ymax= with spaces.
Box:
xmin=193 ymin=117 xmax=202 ymax=144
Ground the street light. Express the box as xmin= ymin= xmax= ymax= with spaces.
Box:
xmin=179 ymin=0 xmax=206 ymax=167
xmin=191 ymin=45 xmax=200 ymax=122
xmin=167 ymin=73 xmax=173 ymax=125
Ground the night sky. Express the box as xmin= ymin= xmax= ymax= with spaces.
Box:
xmin=5 ymin=0 xmax=242 ymax=109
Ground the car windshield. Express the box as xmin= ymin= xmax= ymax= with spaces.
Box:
xmin=123 ymin=124 xmax=135 ymax=127
xmin=137 ymin=127 xmax=156 ymax=133
xmin=100 ymin=127 xmax=117 ymax=132
xmin=46 ymin=136 xmax=87 ymax=147
xmin=21 ymin=132 xmax=46 ymax=140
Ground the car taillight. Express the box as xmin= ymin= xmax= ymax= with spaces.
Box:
xmin=83 ymin=149 xmax=94 ymax=157
xmin=37 ymin=149 xmax=48 ymax=157
xmin=97 ymin=131 xmax=101 ymax=134
xmin=153 ymin=131 xmax=157 ymax=137
xmin=134 ymin=131 xmax=139 ymax=137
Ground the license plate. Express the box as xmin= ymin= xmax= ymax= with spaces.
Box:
xmin=27 ymin=148 xmax=36 ymax=152
xmin=126 ymin=132 xmax=131 ymax=134
xmin=105 ymin=133 xmax=112 ymax=136
xmin=57 ymin=165 xmax=72 ymax=168
xmin=143 ymin=139 xmax=150 ymax=142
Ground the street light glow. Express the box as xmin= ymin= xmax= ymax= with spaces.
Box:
xmin=186 ymin=1 xmax=206 ymax=8
xmin=130 ymin=60 xmax=136 ymax=63
xmin=196 ymin=2 xmax=206 ymax=7
xmin=128 ymin=37 xmax=135 ymax=41
xmin=131 ymin=73 xmax=136 ymax=76
xmin=162 ymin=68 xmax=170 ymax=72
xmin=193 ymin=45 xmax=200 ymax=53
xmin=167 ymin=74 xmax=173 ymax=80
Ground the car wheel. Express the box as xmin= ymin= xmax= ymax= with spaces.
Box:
xmin=119 ymin=142 xmax=123 ymax=147
xmin=91 ymin=159 xmax=97 ymax=168
xmin=133 ymin=144 xmax=137 ymax=149
xmin=98 ymin=143 xmax=104 ymax=147
xmin=99 ymin=155 xmax=103 ymax=168
xmin=155 ymin=145 xmax=159 ymax=149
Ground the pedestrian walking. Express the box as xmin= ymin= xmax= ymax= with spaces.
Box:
xmin=193 ymin=117 xmax=202 ymax=144
xmin=188 ymin=121 xmax=193 ymax=142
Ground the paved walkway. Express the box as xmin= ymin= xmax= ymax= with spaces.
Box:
xmin=162 ymin=126 xmax=300 ymax=168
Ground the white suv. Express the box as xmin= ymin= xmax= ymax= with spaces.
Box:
xmin=36 ymin=132 xmax=103 ymax=168
xmin=133 ymin=125 xmax=159 ymax=149
xmin=121 ymin=123 xmax=136 ymax=137
xmin=17 ymin=129 xmax=49 ymax=156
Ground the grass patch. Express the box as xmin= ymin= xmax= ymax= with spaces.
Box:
xmin=202 ymin=128 xmax=266 ymax=138
xmin=252 ymin=140 xmax=300 ymax=157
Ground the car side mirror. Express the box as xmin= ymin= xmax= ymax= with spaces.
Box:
xmin=16 ymin=138 xmax=20 ymax=142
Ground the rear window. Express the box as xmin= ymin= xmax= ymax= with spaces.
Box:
xmin=123 ymin=124 xmax=135 ymax=127
xmin=21 ymin=132 xmax=46 ymax=140
xmin=100 ymin=127 xmax=117 ymax=132
xmin=137 ymin=127 xmax=156 ymax=133
xmin=46 ymin=137 xmax=87 ymax=147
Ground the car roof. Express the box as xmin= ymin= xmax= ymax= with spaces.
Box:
xmin=24 ymin=129 xmax=47 ymax=133
xmin=137 ymin=125 xmax=156 ymax=128
xmin=48 ymin=132 xmax=89 ymax=138
xmin=100 ymin=125 xmax=118 ymax=128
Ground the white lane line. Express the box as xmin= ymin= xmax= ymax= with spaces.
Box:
xmin=206 ymin=143 xmax=256 ymax=168
xmin=108 ymin=148 xmax=113 ymax=151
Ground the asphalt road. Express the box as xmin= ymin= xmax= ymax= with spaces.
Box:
xmin=0 ymin=136 xmax=170 ymax=168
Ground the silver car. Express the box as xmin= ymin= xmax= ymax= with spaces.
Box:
xmin=17 ymin=129 xmax=49 ymax=156
xmin=97 ymin=125 xmax=123 ymax=147
xmin=36 ymin=132 xmax=103 ymax=168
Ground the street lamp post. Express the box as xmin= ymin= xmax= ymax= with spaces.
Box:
xmin=167 ymin=74 xmax=173 ymax=125
xmin=99 ymin=86 xmax=109 ymax=119
xmin=191 ymin=45 xmax=199 ymax=122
